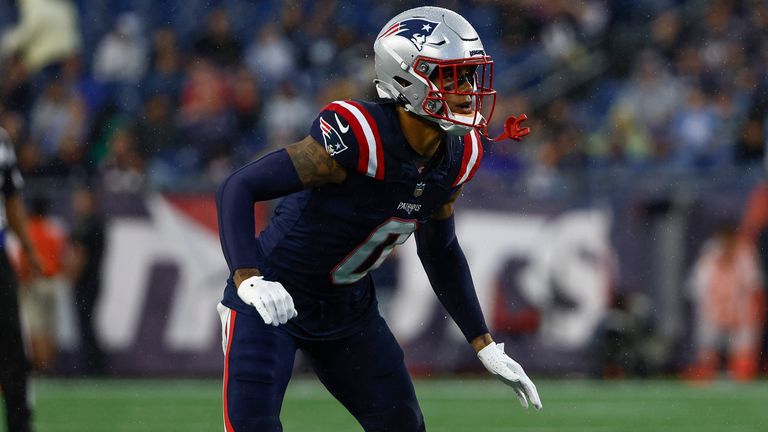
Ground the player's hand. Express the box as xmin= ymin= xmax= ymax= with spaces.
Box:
xmin=237 ymin=276 xmax=298 ymax=326
xmin=477 ymin=342 xmax=542 ymax=410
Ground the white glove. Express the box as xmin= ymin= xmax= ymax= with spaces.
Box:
xmin=237 ymin=276 xmax=298 ymax=326
xmin=477 ymin=342 xmax=542 ymax=410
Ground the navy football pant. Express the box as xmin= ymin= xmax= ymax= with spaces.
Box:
xmin=0 ymin=250 xmax=32 ymax=432
xmin=220 ymin=305 xmax=425 ymax=432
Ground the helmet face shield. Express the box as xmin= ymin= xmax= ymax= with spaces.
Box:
xmin=414 ymin=56 xmax=497 ymax=133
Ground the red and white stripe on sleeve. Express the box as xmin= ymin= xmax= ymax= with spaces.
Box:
xmin=453 ymin=129 xmax=484 ymax=187
xmin=324 ymin=101 xmax=385 ymax=180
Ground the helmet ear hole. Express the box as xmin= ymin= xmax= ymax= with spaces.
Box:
xmin=394 ymin=76 xmax=412 ymax=88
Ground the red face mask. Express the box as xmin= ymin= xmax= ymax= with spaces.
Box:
xmin=413 ymin=56 xmax=497 ymax=135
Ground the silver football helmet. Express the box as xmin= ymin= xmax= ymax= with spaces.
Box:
xmin=373 ymin=6 xmax=496 ymax=136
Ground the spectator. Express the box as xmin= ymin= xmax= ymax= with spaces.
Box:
xmin=587 ymin=107 xmax=653 ymax=166
xmin=649 ymin=10 xmax=682 ymax=63
xmin=735 ymin=72 xmax=768 ymax=164
xmin=149 ymin=26 xmax=179 ymax=68
xmin=135 ymin=93 xmax=179 ymax=160
xmin=192 ymin=8 xmax=242 ymax=69
xmin=28 ymin=79 xmax=86 ymax=166
xmin=0 ymin=0 xmax=81 ymax=78
xmin=0 ymin=110 xmax=27 ymax=152
xmin=15 ymin=197 xmax=67 ymax=371
xmin=229 ymin=65 xmax=262 ymax=134
xmin=685 ymin=223 xmax=766 ymax=381
xmin=99 ymin=127 xmax=145 ymax=194
xmin=0 ymin=54 xmax=33 ymax=115
xmin=178 ymin=58 xmax=236 ymax=173
xmin=92 ymin=12 xmax=148 ymax=113
xmin=611 ymin=51 xmax=684 ymax=136
xmin=92 ymin=12 xmax=147 ymax=84
xmin=67 ymin=186 xmax=107 ymax=376
xmin=263 ymin=80 xmax=314 ymax=149
xmin=144 ymin=27 xmax=183 ymax=100
xmin=244 ymin=24 xmax=297 ymax=86
xmin=668 ymin=88 xmax=723 ymax=168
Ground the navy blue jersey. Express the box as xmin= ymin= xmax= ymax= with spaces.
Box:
xmin=222 ymin=99 xmax=487 ymax=339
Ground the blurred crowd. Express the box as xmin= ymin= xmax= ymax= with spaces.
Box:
xmin=0 ymin=0 xmax=766 ymax=194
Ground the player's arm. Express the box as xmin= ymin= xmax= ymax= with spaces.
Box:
xmin=223 ymin=137 xmax=346 ymax=284
xmin=2 ymin=149 xmax=42 ymax=276
xmin=5 ymin=194 xmax=42 ymax=276
xmin=415 ymin=189 xmax=542 ymax=410
xmin=416 ymin=187 xmax=488 ymax=345
xmin=217 ymin=136 xmax=346 ymax=325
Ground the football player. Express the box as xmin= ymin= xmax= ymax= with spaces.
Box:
xmin=216 ymin=6 xmax=541 ymax=431
xmin=0 ymin=127 xmax=41 ymax=432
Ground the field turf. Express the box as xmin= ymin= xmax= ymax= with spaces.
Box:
xmin=4 ymin=378 xmax=766 ymax=431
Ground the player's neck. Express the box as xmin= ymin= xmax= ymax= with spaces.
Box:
xmin=396 ymin=106 xmax=445 ymax=158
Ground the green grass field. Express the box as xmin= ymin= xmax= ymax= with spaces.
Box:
xmin=5 ymin=378 xmax=767 ymax=431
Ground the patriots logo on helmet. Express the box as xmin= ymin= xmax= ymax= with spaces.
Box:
xmin=319 ymin=116 xmax=348 ymax=156
xmin=379 ymin=18 xmax=442 ymax=51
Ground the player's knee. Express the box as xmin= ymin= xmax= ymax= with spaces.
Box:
xmin=396 ymin=403 xmax=425 ymax=432
xmin=391 ymin=408 xmax=425 ymax=432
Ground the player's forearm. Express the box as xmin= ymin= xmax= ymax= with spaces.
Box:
xmin=216 ymin=149 xmax=303 ymax=271
xmin=416 ymin=215 xmax=489 ymax=343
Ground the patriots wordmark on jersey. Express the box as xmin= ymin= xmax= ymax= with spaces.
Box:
xmin=222 ymin=99 xmax=487 ymax=339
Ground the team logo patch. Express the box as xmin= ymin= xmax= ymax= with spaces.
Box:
xmin=413 ymin=182 xmax=426 ymax=197
xmin=319 ymin=116 xmax=349 ymax=156
xmin=379 ymin=18 xmax=442 ymax=51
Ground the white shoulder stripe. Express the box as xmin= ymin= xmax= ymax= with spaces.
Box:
xmin=456 ymin=130 xmax=480 ymax=185
xmin=335 ymin=101 xmax=378 ymax=177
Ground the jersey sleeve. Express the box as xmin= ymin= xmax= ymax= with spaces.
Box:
xmin=309 ymin=100 xmax=385 ymax=180
xmin=452 ymin=129 xmax=486 ymax=187
xmin=0 ymin=129 xmax=23 ymax=198
xmin=1 ymin=166 xmax=23 ymax=198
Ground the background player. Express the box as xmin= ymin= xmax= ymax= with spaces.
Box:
xmin=216 ymin=6 xmax=541 ymax=431
xmin=0 ymin=126 xmax=41 ymax=432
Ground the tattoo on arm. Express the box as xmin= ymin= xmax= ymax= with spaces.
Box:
xmin=286 ymin=136 xmax=346 ymax=187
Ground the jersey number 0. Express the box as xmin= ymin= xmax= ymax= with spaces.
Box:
xmin=331 ymin=218 xmax=418 ymax=284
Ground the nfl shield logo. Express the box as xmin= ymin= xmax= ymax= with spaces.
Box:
xmin=413 ymin=182 xmax=426 ymax=197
